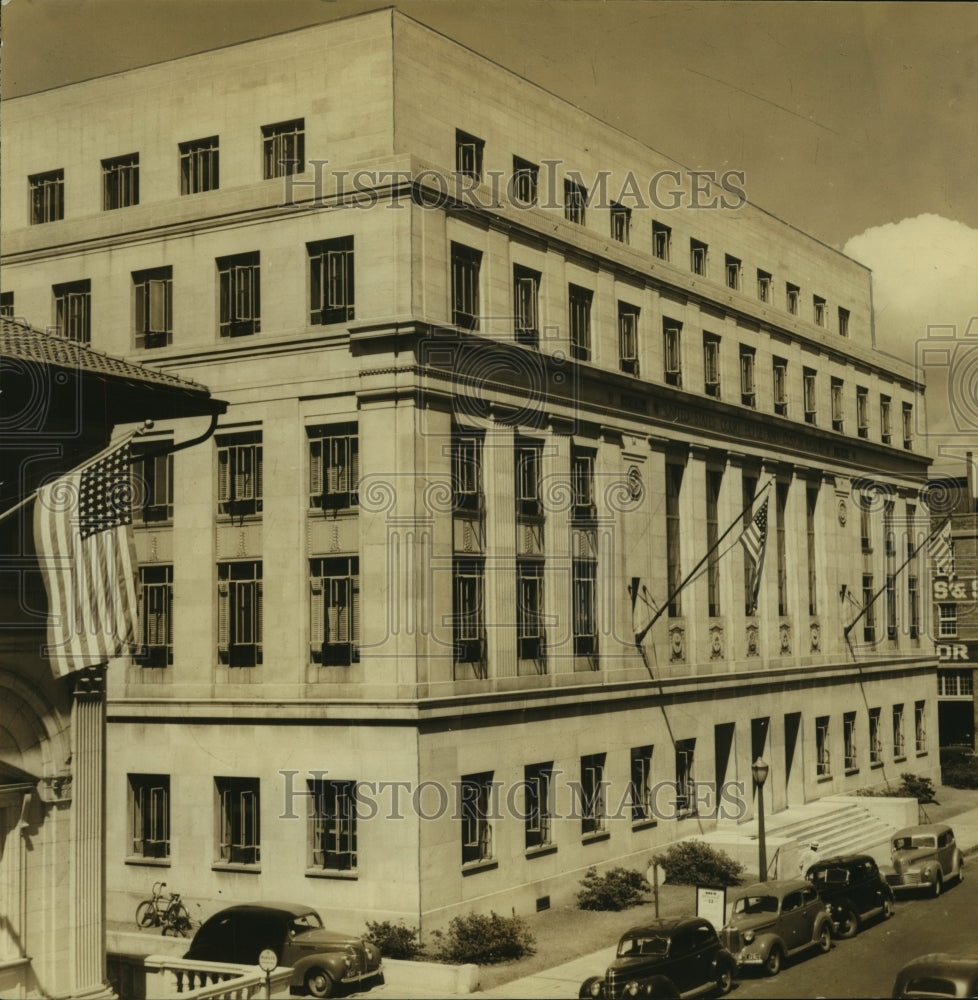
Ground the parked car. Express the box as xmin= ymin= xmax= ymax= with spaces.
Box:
xmin=720 ymin=878 xmax=832 ymax=976
xmin=578 ymin=916 xmax=736 ymax=999
xmin=886 ymin=823 xmax=965 ymax=897
xmin=804 ymin=853 xmax=895 ymax=937
xmin=891 ymin=953 xmax=978 ymax=998
xmin=184 ymin=902 xmax=382 ymax=998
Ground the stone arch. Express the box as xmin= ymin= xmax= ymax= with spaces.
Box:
xmin=0 ymin=670 xmax=70 ymax=785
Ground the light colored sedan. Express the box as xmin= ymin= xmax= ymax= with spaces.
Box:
xmin=886 ymin=823 xmax=964 ymax=897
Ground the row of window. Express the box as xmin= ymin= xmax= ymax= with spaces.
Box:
xmin=816 ymin=702 xmax=927 ymax=777
xmin=28 ymin=118 xmax=304 ymax=222
xmin=454 ymin=129 xmax=854 ymax=335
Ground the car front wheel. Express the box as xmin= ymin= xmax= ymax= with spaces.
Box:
xmin=765 ymin=945 xmax=783 ymax=976
xmin=932 ymin=874 xmax=943 ymax=898
xmin=304 ymin=968 xmax=335 ymax=999
xmin=882 ymin=898 xmax=894 ymax=920
xmin=716 ymin=962 xmax=734 ymax=995
xmin=817 ymin=924 xmax=832 ymax=954
xmin=835 ymin=908 xmax=859 ymax=938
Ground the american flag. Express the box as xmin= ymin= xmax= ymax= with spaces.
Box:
xmin=33 ymin=440 xmax=138 ymax=677
xmin=929 ymin=518 xmax=955 ymax=577
xmin=740 ymin=497 xmax=769 ymax=614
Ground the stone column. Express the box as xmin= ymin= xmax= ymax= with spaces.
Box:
xmin=70 ymin=665 xmax=115 ymax=999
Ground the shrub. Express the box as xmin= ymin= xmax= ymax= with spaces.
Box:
xmin=429 ymin=911 xmax=535 ymax=965
xmin=857 ymin=773 xmax=940 ymax=802
xmin=942 ymin=751 xmax=978 ymax=789
xmin=364 ymin=920 xmax=424 ymax=961
xmin=576 ymin=866 xmax=650 ymax=910
xmin=652 ymin=840 xmax=744 ymax=887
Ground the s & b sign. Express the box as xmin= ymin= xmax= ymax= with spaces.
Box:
xmin=932 ymin=576 xmax=978 ymax=602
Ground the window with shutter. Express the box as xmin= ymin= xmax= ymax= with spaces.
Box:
xmin=217 ymin=252 xmax=260 ymax=337
xmin=217 ymin=561 xmax=262 ymax=667
xmin=216 ymin=777 xmax=260 ymax=865
xmin=217 ymin=433 xmax=263 ymax=517
xmin=138 ymin=565 xmax=173 ymax=667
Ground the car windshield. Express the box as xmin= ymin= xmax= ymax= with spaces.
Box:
xmin=812 ymin=867 xmax=848 ymax=885
xmin=893 ymin=835 xmax=937 ymax=850
xmin=733 ymin=895 xmax=779 ymax=915
xmin=289 ymin=911 xmax=324 ymax=936
xmin=617 ymin=935 xmax=669 ymax=958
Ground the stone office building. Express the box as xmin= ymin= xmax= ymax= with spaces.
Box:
xmin=1 ymin=9 xmax=940 ymax=933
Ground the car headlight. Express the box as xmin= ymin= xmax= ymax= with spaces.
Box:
xmin=590 ymin=979 xmax=602 ymax=998
xmin=626 ymin=982 xmax=640 ymax=997
xmin=743 ymin=930 xmax=754 ymax=944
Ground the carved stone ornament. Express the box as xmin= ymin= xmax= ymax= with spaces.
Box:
xmin=709 ymin=624 xmax=724 ymax=660
xmin=746 ymin=623 xmax=759 ymax=657
xmin=779 ymin=622 xmax=792 ymax=655
xmin=810 ymin=621 xmax=821 ymax=651
xmin=38 ymin=774 xmax=73 ymax=804
xmin=668 ymin=624 xmax=686 ymax=662
xmin=837 ymin=498 xmax=848 ymax=526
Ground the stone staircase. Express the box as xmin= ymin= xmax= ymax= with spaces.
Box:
xmin=700 ymin=796 xmax=905 ymax=880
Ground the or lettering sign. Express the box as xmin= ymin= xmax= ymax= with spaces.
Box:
xmin=696 ymin=885 xmax=726 ymax=931
xmin=258 ymin=949 xmax=277 ymax=972
xmin=932 ymin=576 xmax=978 ymax=602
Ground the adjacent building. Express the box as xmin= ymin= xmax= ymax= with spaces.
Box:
xmin=0 ymin=9 xmax=942 ymax=937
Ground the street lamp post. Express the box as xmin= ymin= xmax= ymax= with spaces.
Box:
xmin=752 ymin=757 xmax=770 ymax=882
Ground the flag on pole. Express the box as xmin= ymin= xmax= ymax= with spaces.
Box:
xmin=33 ymin=440 xmax=138 ymax=677
xmin=740 ymin=497 xmax=769 ymax=614
xmin=928 ymin=519 xmax=954 ymax=577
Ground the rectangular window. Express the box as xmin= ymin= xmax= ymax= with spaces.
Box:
xmin=572 ymin=448 xmax=595 ymax=520
xmin=776 ymin=482 xmax=789 ymax=616
xmin=939 ymin=603 xmax=958 ymax=638
xmin=453 ymin=558 xmax=486 ymax=672
xmin=902 ymin=403 xmax=914 ymax=450
xmin=131 ymin=446 xmax=173 ymax=523
xmin=690 ymin=239 xmax=707 ymax=276
xmin=516 ymin=438 xmax=543 ymax=518
xmin=773 ymin=358 xmax=788 ymax=416
xmin=844 ymin=711 xmax=857 ymax=770
xmin=803 ymin=368 xmax=817 ymax=424
xmin=863 ymin=572 xmax=876 ymax=644
xmin=129 ymin=774 xmax=170 ymax=858
xmin=813 ymin=295 xmax=826 ymax=327
xmin=524 ymin=763 xmax=553 ymax=850
xmin=451 ymin=242 xmax=481 ymax=330
xmin=856 ymin=386 xmax=869 ymax=437
xmin=740 ymin=346 xmax=756 ymax=407
xmin=838 ymin=307 xmax=850 ymax=337
xmin=675 ymin=739 xmax=696 ymax=817
xmin=618 ymin=302 xmax=640 ymax=375
xmin=216 ymin=777 xmax=259 ymax=865
xmin=453 ymin=429 xmax=483 ymax=512
xmin=652 ymin=221 xmax=671 ymax=261
xmin=308 ymin=777 xmax=357 ymax=871
xmin=908 ymin=573 xmax=920 ymax=639
xmin=893 ymin=704 xmax=906 ymax=758
xmin=886 ymin=574 xmax=897 ymax=640
xmin=630 ymin=745 xmax=654 ymax=824
xmin=831 ymin=377 xmax=844 ymax=432
xmin=53 ymin=279 xmax=91 ymax=343
xmin=706 ymin=469 xmax=722 ymax=616
xmin=30 ymin=169 xmax=65 ymax=224
xmin=663 ymin=321 xmax=682 ymax=387
xmin=455 ymin=129 xmax=484 ymax=181
xmin=580 ymin=753 xmax=607 ymax=836
xmin=217 ymin=431 xmax=263 ymax=517
xmin=517 ymin=559 xmax=545 ymax=661
xmin=217 ymin=561 xmax=263 ymax=667
xmin=869 ymin=707 xmax=883 ymax=764
xmin=757 ymin=269 xmax=771 ymax=303
xmin=572 ymin=531 xmax=597 ymax=657
xmin=860 ymin=494 xmax=873 ymax=553
xmin=786 ymin=282 xmax=800 ymax=315
xmin=667 ymin=462 xmax=684 ymax=616
xmin=564 ymin=178 xmax=587 ymax=225
xmin=610 ymin=203 xmax=631 ymax=243
xmin=703 ymin=334 xmax=720 ymax=397
xmin=218 ymin=251 xmax=260 ymax=337
xmin=309 ymin=236 xmax=354 ymax=325
xmin=514 ymin=265 xmax=541 ymax=346
xmin=725 ymin=255 xmax=741 ymax=290
xmin=179 ymin=136 xmax=219 ymax=194
xmin=0 ymin=291 xmax=13 ymax=318
xmin=102 ymin=153 xmax=139 ymax=210
xmin=512 ymin=156 xmax=539 ymax=206
xmin=816 ymin=717 xmax=831 ymax=777
xmin=806 ymin=485 xmax=818 ymax=616
xmin=262 ymin=119 xmax=304 ymax=179
xmin=880 ymin=396 xmax=892 ymax=444
xmin=137 ymin=565 xmax=173 ymax=668
xmin=309 ymin=423 xmax=359 ymax=511
xmin=915 ymin=701 xmax=927 ymax=753
xmin=133 ymin=266 xmax=172 ymax=348
xmin=460 ymin=771 xmax=493 ymax=864
xmin=310 ymin=557 xmax=360 ymax=667
xmin=568 ymin=284 xmax=593 ymax=362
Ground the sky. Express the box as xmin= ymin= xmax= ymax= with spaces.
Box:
xmin=2 ymin=0 xmax=976 ymax=470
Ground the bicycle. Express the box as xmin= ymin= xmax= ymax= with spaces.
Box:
xmin=135 ymin=881 xmax=193 ymax=937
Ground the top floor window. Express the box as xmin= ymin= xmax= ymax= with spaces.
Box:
xmin=725 ymin=255 xmax=741 ymax=290
xmin=813 ymin=295 xmax=826 ymax=327
xmin=652 ymin=221 xmax=671 ymax=261
xmin=217 ymin=431 xmax=263 ymax=518
xmin=838 ymin=307 xmax=850 ymax=337
xmin=102 ymin=154 xmax=139 ymax=210
xmin=564 ymin=178 xmax=587 ymax=225
xmin=610 ymin=203 xmax=631 ymax=244
xmin=512 ymin=156 xmax=539 ymax=206
xmin=30 ymin=169 xmax=64 ymax=224
xmin=455 ymin=130 xmax=484 ymax=181
xmin=451 ymin=242 xmax=481 ymax=330
xmin=180 ymin=136 xmax=219 ymax=194
xmin=786 ymin=282 xmax=800 ymax=315
xmin=309 ymin=236 xmax=354 ymax=325
xmin=690 ymin=239 xmax=708 ymax=276
xmin=757 ymin=269 xmax=771 ymax=303
xmin=262 ymin=119 xmax=304 ymax=178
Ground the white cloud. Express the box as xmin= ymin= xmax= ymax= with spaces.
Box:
xmin=844 ymin=215 xmax=978 ymax=468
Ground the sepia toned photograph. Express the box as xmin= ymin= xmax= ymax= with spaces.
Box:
xmin=1 ymin=2 xmax=977 ymax=998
